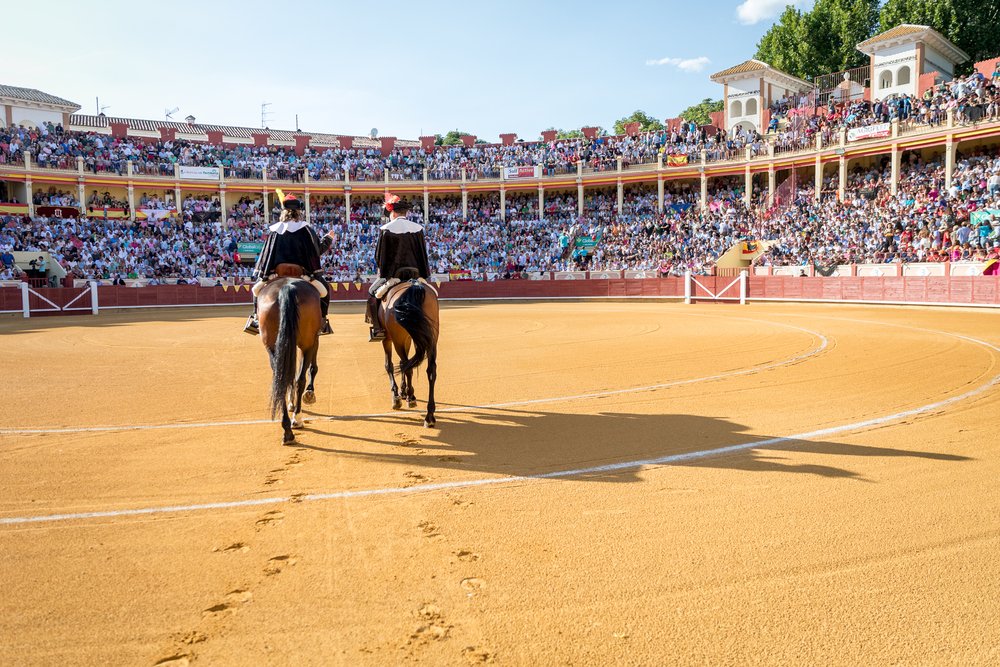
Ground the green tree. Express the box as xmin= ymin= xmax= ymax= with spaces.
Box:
xmin=539 ymin=126 xmax=591 ymax=140
xmin=880 ymin=0 xmax=1000 ymax=71
xmin=754 ymin=0 xmax=880 ymax=81
xmin=679 ymin=99 xmax=724 ymax=126
xmin=434 ymin=130 xmax=475 ymax=146
xmin=613 ymin=111 xmax=664 ymax=136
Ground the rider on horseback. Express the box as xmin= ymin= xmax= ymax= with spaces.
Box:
xmin=366 ymin=193 xmax=431 ymax=341
xmin=244 ymin=190 xmax=335 ymax=336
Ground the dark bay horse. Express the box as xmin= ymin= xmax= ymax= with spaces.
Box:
xmin=379 ymin=279 xmax=439 ymax=427
xmin=258 ymin=275 xmax=322 ymax=444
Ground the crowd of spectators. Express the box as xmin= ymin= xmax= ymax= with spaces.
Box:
xmin=4 ymin=141 xmax=997 ymax=285
xmin=754 ymin=145 xmax=1000 ymax=267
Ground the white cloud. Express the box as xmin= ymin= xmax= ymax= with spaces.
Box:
xmin=735 ymin=0 xmax=799 ymax=25
xmin=645 ymin=56 xmax=711 ymax=73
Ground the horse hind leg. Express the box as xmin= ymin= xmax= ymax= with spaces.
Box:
xmin=302 ymin=338 xmax=319 ymax=405
xmin=395 ymin=340 xmax=417 ymax=409
xmin=290 ymin=345 xmax=313 ymax=429
xmin=303 ymin=352 xmax=318 ymax=405
xmin=424 ymin=346 xmax=437 ymax=428
xmin=385 ymin=338 xmax=401 ymax=410
xmin=281 ymin=396 xmax=295 ymax=444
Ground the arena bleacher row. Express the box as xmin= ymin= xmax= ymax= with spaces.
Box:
xmin=2 ymin=69 xmax=996 ymax=181
xmin=2 ymin=145 xmax=998 ymax=286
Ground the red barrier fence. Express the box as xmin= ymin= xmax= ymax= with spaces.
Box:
xmin=4 ymin=276 xmax=1000 ymax=317
xmin=747 ymin=275 xmax=1000 ymax=306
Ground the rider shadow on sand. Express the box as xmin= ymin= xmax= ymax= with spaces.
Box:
xmin=295 ymin=407 xmax=972 ymax=484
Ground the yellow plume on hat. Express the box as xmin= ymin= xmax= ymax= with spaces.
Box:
xmin=275 ymin=188 xmax=286 ymax=209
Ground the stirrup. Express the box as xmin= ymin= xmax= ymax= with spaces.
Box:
xmin=243 ymin=314 xmax=259 ymax=335
xmin=369 ymin=326 xmax=386 ymax=342
xmin=319 ymin=318 xmax=333 ymax=336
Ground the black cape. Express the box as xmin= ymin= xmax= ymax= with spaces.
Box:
xmin=254 ymin=225 xmax=331 ymax=280
xmin=375 ymin=228 xmax=431 ymax=279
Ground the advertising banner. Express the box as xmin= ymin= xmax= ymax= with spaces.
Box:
xmin=847 ymin=123 xmax=891 ymax=142
xmin=971 ymin=210 xmax=1000 ymax=225
xmin=237 ymin=242 xmax=264 ymax=256
xmin=502 ymin=166 xmax=539 ymax=180
xmin=574 ymin=236 xmax=598 ymax=255
xmin=179 ymin=166 xmax=221 ymax=180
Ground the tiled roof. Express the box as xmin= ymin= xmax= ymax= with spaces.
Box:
xmin=67 ymin=114 xmax=419 ymax=148
xmin=711 ymin=59 xmax=768 ymax=79
xmin=857 ymin=24 xmax=927 ymax=47
xmin=0 ymin=84 xmax=80 ymax=109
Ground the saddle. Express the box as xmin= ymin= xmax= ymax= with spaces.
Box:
xmin=377 ymin=277 xmax=438 ymax=302
xmin=252 ymin=263 xmax=327 ymax=299
xmin=275 ymin=263 xmax=304 ymax=278
xmin=375 ymin=267 xmax=421 ymax=299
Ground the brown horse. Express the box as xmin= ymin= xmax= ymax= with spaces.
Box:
xmin=379 ymin=279 xmax=439 ymax=427
xmin=258 ymin=275 xmax=322 ymax=444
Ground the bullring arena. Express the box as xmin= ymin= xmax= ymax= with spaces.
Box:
xmin=2 ymin=294 xmax=999 ymax=666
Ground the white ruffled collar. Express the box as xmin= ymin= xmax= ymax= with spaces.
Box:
xmin=380 ymin=217 xmax=423 ymax=233
xmin=269 ymin=219 xmax=310 ymax=234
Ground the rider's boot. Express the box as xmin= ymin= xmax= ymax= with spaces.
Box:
xmin=243 ymin=297 xmax=259 ymax=335
xmin=367 ymin=295 xmax=385 ymax=341
xmin=318 ymin=293 xmax=333 ymax=335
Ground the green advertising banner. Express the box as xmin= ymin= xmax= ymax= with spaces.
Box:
xmin=573 ymin=236 xmax=599 ymax=256
xmin=237 ymin=242 xmax=264 ymax=256
xmin=971 ymin=210 xmax=1000 ymax=225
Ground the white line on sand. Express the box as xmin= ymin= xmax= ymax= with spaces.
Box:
xmin=2 ymin=322 xmax=997 ymax=526
xmin=0 ymin=319 xmax=827 ymax=436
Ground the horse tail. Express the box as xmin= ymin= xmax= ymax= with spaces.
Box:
xmin=268 ymin=283 xmax=299 ymax=419
xmin=394 ymin=281 xmax=436 ymax=374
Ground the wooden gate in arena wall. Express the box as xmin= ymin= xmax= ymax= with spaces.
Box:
xmin=684 ymin=271 xmax=748 ymax=305
xmin=20 ymin=284 xmax=95 ymax=317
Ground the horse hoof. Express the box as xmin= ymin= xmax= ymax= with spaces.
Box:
xmin=408 ymin=399 xmax=418 ymax=409
xmin=291 ymin=420 xmax=304 ymax=429
xmin=302 ymin=391 xmax=316 ymax=405
xmin=424 ymin=418 xmax=436 ymax=428
xmin=392 ymin=398 xmax=403 ymax=410
xmin=283 ymin=435 xmax=296 ymax=445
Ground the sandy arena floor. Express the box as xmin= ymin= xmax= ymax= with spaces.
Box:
xmin=1 ymin=301 xmax=998 ymax=666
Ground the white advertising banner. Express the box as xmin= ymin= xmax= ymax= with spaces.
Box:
xmin=502 ymin=166 xmax=539 ymax=180
xmin=179 ymin=166 xmax=221 ymax=180
xmin=847 ymin=123 xmax=891 ymax=142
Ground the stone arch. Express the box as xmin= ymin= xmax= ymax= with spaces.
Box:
xmin=897 ymin=66 xmax=911 ymax=86
xmin=745 ymin=98 xmax=758 ymax=116
xmin=730 ymin=100 xmax=743 ymax=118
xmin=17 ymin=119 xmax=37 ymax=130
xmin=879 ymin=70 xmax=893 ymax=89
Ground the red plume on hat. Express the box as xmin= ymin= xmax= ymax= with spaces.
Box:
xmin=384 ymin=193 xmax=401 ymax=212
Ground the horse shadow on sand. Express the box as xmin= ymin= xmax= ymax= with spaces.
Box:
xmin=292 ymin=404 xmax=972 ymax=484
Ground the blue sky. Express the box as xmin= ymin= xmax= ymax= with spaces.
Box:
xmin=7 ymin=0 xmax=807 ymax=141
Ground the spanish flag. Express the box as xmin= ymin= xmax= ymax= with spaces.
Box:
xmin=667 ymin=154 xmax=688 ymax=166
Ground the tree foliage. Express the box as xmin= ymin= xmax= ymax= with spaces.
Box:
xmin=613 ymin=110 xmax=664 ymax=136
xmin=880 ymin=0 xmax=1000 ymax=70
xmin=754 ymin=0 xmax=879 ymax=81
xmin=679 ymin=99 xmax=724 ymax=126
xmin=539 ymin=126 xmax=584 ymax=140
xmin=434 ymin=130 xmax=475 ymax=146
xmin=754 ymin=0 xmax=1000 ymax=81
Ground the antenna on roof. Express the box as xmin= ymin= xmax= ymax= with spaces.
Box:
xmin=261 ymin=102 xmax=273 ymax=130
xmin=96 ymin=97 xmax=110 ymax=116
xmin=165 ymin=107 xmax=179 ymax=121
